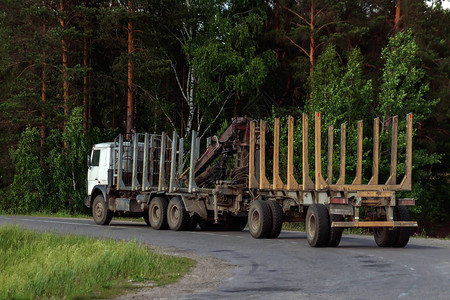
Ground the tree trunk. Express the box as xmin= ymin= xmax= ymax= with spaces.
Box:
xmin=185 ymin=65 xmax=195 ymax=135
xmin=112 ymin=86 xmax=116 ymax=131
xmin=88 ymin=49 xmax=92 ymax=131
xmin=233 ymin=91 xmax=238 ymax=118
xmin=59 ymin=0 xmax=69 ymax=134
xmin=126 ymin=0 xmax=134 ymax=135
xmin=83 ymin=0 xmax=88 ymax=134
xmin=41 ymin=21 xmax=47 ymax=146
xmin=394 ymin=0 xmax=401 ymax=34
xmin=309 ymin=0 xmax=315 ymax=102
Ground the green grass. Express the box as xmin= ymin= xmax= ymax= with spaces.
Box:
xmin=0 ymin=226 xmax=194 ymax=299
xmin=0 ymin=210 xmax=91 ymax=219
xmin=6 ymin=211 xmax=146 ymax=223
xmin=29 ymin=211 xmax=91 ymax=218
xmin=282 ymin=222 xmax=305 ymax=231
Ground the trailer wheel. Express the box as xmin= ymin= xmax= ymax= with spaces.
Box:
xmin=92 ymin=195 xmax=112 ymax=225
xmin=328 ymin=214 xmax=344 ymax=247
xmin=373 ymin=227 xmax=396 ymax=247
xmin=167 ymin=197 xmax=190 ymax=231
xmin=267 ymin=200 xmax=283 ymax=238
xmin=393 ymin=206 xmax=411 ymax=248
xmin=248 ymin=199 xmax=272 ymax=238
xmin=148 ymin=196 xmax=169 ymax=230
xmin=306 ymin=204 xmax=330 ymax=247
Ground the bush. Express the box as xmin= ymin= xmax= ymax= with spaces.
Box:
xmin=1 ymin=107 xmax=114 ymax=215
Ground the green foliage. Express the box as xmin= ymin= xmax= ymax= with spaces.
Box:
xmin=377 ymin=30 xmax=441 ymax=222
xmin=269 ymin=31 xmax=442 ymax=227
xmin=184 ymin=0 xmax=276 ymax=131
xmin=0 ymin=226 xmax=194 ymax=299
xmin=378 ymin=29 xmax=437 ymax=123
xmin=6 ymin=128 xmax=46 ymax=213
xmin=308 ymin=45 xmax=373 ymax=127
xmin=2 ymin=108 xmax=113 ymax=215
xmin=305 ymin=45 xmax=373 ymax=183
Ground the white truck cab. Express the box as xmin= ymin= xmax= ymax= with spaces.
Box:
xmin=87 ymin=142 xmax=114 ymax=198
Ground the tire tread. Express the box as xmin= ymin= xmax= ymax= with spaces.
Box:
xmin=267 ymin=200 xmax=283 ymax=238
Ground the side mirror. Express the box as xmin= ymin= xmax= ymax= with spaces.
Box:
xmin=87 ymin=154 xmax=91 ymax=168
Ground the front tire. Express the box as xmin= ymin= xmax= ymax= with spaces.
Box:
xmin=248 ymin=199 xmax=272 ymax=239
xmin=306 ymin=204 xmax=330 ymax=247
xmin=92 ymin=195 xmax=112 ymax=225
xmin=148 ymin=196 xmax=169 ymax=230
xmin=167 ymin=197 xmax=190 ymax=231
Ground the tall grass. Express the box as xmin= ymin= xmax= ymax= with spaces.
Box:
xmin=0 ymin=226 xmax=194 ymax=299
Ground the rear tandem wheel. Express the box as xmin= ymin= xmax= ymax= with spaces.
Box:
xmin=167 ymin=196 xmax=190 ymax=231
xmin=148 ymin=196 xmax=169 ymax=230
xmin=248 ymin=199 xmax=272 ymax=238
xmin=306 ymin=204 xmax=330 ymax=247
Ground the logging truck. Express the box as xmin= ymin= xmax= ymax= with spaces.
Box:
xmin=85 ymin=113 xmax=417 ymax=247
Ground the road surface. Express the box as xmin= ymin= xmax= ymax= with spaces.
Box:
xmin=1 ymin=215 xmax=449 ymax=299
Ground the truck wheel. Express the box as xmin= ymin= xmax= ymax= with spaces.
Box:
xmin=167 ymin=197 xmax=190 ymax=231
xmin=393 ymin=206 xmax=411 ymax=248
xmin=374 ymin=227 xmax=396 ymax=247
xmin=248 ymin=199 xmax=272 ymax=239
xmin=149 ymin=196 xmax=168 ymax=230
xmin=306 ymin=204 xmax=330 ymax=247
xmin=267 ymin=200 xmax=283 ymax=238
xmin=328 ymin=214 xmax=344 ymax=247
xmin=92 ymin=195 xmax=112 ymax=225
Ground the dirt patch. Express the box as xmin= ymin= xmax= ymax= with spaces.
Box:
xmin=114 ymin=246 xmax=234 ymax=299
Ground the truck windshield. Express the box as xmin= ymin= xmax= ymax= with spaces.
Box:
xmin=91 ymin=150 xmax=100 ymax=166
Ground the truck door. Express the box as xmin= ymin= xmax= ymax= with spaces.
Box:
xmin=87 ymin=149 xmax=101 ymax=195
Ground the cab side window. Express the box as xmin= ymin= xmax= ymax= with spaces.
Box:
xmin=91 ymin=150 xmax=101 ymax=166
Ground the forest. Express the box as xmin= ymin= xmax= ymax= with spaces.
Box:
xmin=0 ymin=0 xmax=448 ymax=235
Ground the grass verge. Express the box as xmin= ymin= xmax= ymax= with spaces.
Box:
xmin=0 ymin=225 xmax=194 ymax=299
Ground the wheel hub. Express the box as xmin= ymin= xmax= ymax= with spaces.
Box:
xmin=307 ymin=214 xmax=316 ymax=237
xmin=171 ymin=206 xmax=179 ymax=221
xmin=95 ymin=203 xmax=103 ymax=218
xmin=251 ymin=210 xmax=260 ymax=231
xmin=152 ymin=206 xmax=160 ymax=220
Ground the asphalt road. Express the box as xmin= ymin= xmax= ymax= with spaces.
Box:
xmin=1 ymin=215 xmax=449 ymax=300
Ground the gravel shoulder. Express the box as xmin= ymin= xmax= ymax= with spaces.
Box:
xmin=114 ymin=246 xmax=234 ymax=300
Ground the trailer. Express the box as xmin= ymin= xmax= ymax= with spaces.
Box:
xmin=85 ymin=113 xmax=417 ymax=247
